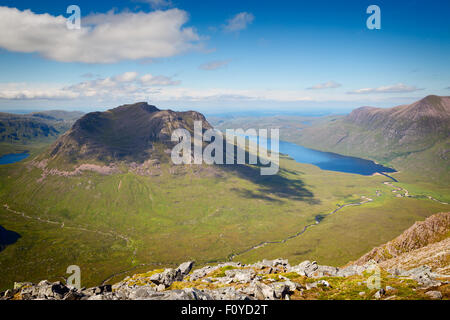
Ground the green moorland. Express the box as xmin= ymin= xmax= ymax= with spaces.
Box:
xmin=0 ymin=148 xmax=448 ymax=291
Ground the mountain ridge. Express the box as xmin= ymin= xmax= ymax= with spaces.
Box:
xmin=346 ymin=95 xmax=450 ymax=133
xmin=47 ymin=102 xmax=212 ymax=164
xmin=294 ymin=95 xmax=450 ymax=184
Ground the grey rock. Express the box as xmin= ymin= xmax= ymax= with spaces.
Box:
xmin=336 ymin=265 xmax=366 ymax=277
xmin=316 ymin=265 xmax=339 ymax=277
xmin=242 ymin=281 xmax=266 ymax=300
xmin=189 ymin=266 xmax=219 ymax=281
xmin=401 ymin=266 xmax=442 ymax=288
xmin=425 ymin=291 xmax=442 ymax=300
xmin=289 ymin=260 xmax=318 ymax=277
xmin=150 ymin=268 xmax=181 ymax=287
xmin=272 ymin=282 xmax=290 ymax=299
xmin=37 ymin=280 xmax=51 ymax=287
xmin=3 ymin=289 xmax=14 ymax=299
xmin=374 ymin=288 xmax=386 ymax=299
xmin=318 ymin=280 xmax=331 ymax=287
xmin=272 ymin=258 xmax=290 ymax=268
xmin=63 ymin=290 xmax=83 ymax=301
xmin=305 ymin=282 xmax=318 ymax=290
xmin=386 ymin=286 xmax=395 ymax=292
xmin=129 ymin=286 xmax=156 ymax=299
xmin=177 ymin=261 xmax=195 ymax=278
xmin=156 ymin=284 xmax=166 ymax=292
xmin=284 ymin=280 xmax=301 ymax=292
xmin=225 ymin=268 xmax=255 ymax=283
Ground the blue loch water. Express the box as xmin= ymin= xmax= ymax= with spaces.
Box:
xmin=245 ymin=135 xmax=397 ymax=177
xmin=0 ymin=153 xmax=29 ymax=165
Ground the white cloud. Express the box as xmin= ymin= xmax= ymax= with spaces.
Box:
xmin=223 ymin=12 xmax=254 ymax=32
xmin=0 ymin=7 xmax=201 ymax=63
xmin=199 ymin=60 xmax=231 ymax=71
xmin=0 ymin=72 xmax=181 ymax=100
xmin=137 ymin=0 xmax=172 ymax=9
xmin=0 ymin=83 xmax=80 ymax=100
xmin=139 ymin=87 xmax=313 ymax=102
xmin=348 ymin=83 xmax=423 ymax=94
xmin=139 ymin=74 xmax=181 ymax=86
xmin=0 ymin=77 xmax=316 ymax=103
xmin=307 ymin=81 xmax=342 ymax=90
xmin=113 ymin=72 xmax=139 ymax=82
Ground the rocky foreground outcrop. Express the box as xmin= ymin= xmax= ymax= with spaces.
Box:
xmin=352 ymin=212 xmax=450 ymax=274
xmin=1 ymin=258 xmax=448 ymax=300
xmin=2 ymin=212 xmax=449 ymax=300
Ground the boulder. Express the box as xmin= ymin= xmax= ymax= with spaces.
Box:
xmin=225 ymin=268 xmax=255 ymax=284
xmin=374 ymin=288 xmax=386 ymax=299
xmin=177 ymin=261 xmax=195 ymax=278
xmin=289 ymin=260 xmax=319 ymax=277
xmin=425 ymin=291 xmax=442 ymax=300
xmin=150 ymin=268 xmax=180 ymax=287
xmin=272 ymin=282 xmax=290 ymax=299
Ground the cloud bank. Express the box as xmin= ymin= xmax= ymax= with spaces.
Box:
xmin=348 ymin=83 xmax=423 ymax=94
xmin=307 ymin=81 xmax=342 ymax=90
xmin=0 ymin=6 xmax=201 ymax=63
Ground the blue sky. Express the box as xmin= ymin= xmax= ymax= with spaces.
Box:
xmin=0 ymin=0 xmax=449 ymax=113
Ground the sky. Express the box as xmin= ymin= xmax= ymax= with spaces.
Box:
xmin=0 ymin=0 xmax=449 ymax=114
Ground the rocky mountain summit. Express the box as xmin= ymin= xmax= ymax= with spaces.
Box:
xmin=46 ymin=102 xmax=211 ymax=164
xmin=1 ymin=258 xmax=448 ymax=300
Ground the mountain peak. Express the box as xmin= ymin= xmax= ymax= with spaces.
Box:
xmin=47 ymin=103 xmax=211 ymax=164
xmin=346 ymin=95 xmax=450 ymax=131
xmin=109 ymin=102 xmax=160 ymax=114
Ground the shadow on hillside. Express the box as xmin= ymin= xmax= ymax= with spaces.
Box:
xmin=0 ymin=225 xmax=21 ymax=253
xmin=219 ymin=141 xmax=319 ymax=204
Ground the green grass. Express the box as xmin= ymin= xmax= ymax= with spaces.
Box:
xmin=0 ymin=205 xmax=134 ymax=290
xmin=0 ymin=150 xmax=448 ymax=291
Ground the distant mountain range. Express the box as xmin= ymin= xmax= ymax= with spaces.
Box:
xmin=0 ymin=110 xmax=84 ymax=144
xmin=295 ymin=95 xmax=450 ymax=183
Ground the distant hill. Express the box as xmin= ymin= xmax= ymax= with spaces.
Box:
xmin=47 ymin=102 xmax=212 ymax=164
xmin=30 ymin=110 xmax=84 ymax=122
xmin=295 ymin=95 xmax=450 ymax=184
xmin=0 ymin=110 xmax=84 ymax=145
xmin=346 ymin=95 xmax=449 ymax=137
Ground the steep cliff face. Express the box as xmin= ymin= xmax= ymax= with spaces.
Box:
xmin=46 ymin=102 xmax=212 ymax=164
xmin=352 ymin=212 xmax=450 ymax=274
